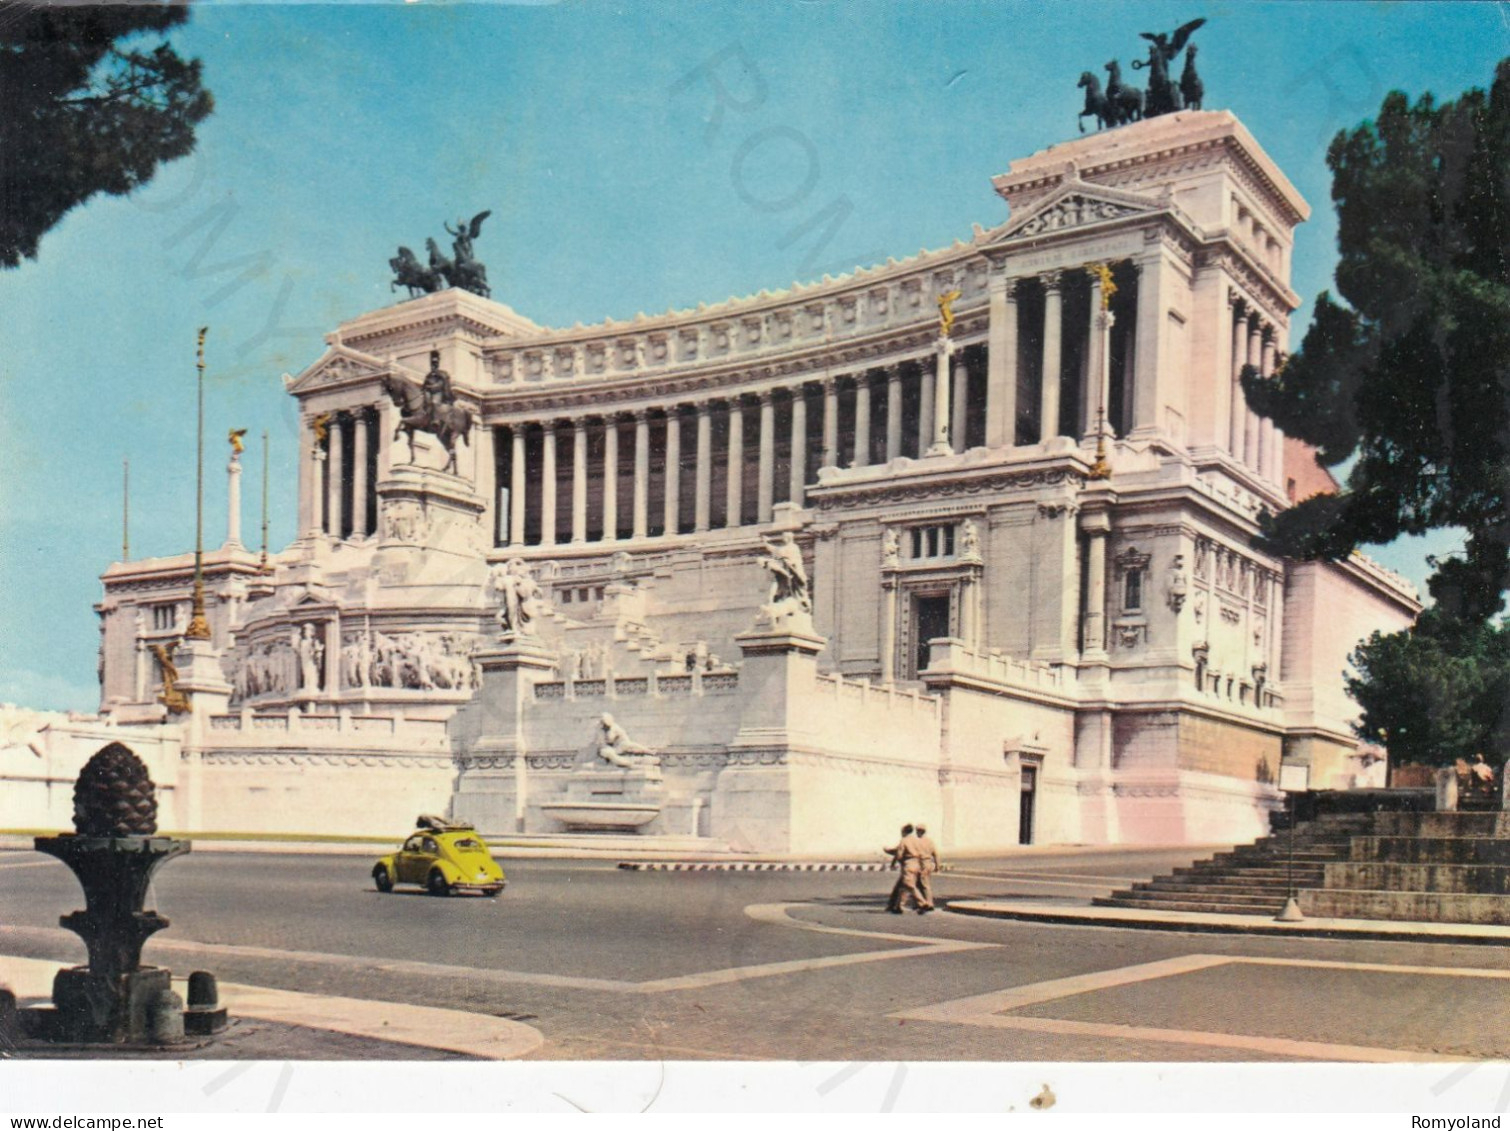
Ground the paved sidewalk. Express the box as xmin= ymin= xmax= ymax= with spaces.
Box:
xmin=947 ymin=898 xmax=1510 ymax=946
xmin=0 ymin=955 xmax=544 ymax=1060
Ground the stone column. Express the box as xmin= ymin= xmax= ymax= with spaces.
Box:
xmin=1082 ymin=273 xmax=1107 ymax=441
xmin=1244 ymin=317 xmax=1263 ymax=469
xmin=299 ymin=416 xmax=318 ymax=536
xmin=919 ymin=362 xmax=936 ymax=456
xmin=473 ymin=419 xmax=494 ymax=546
xmin=326 ymin=413 xmax=344 ymax=537
xmin=571 ymin=417 xmax=588 ymax=544
xmin=225 ymin=451 xmax=244 ymax=549
xmin=602 ymin=414 xmax=619 ymax=542
xmin=725 ymin=396 xmax=744 ymax=527
xmin=1039 ymin=271 xmax=1063 ymax=442
xmin=1081 ymin=511 xmax=1110 ymax=660
xmin=928 ymin=339 xmax=954 ymax=456
xmin=881 ymin=580 xmax=898 ymax=684
xmin=694 ymin=402 xmax=712 ymax=533
xmin=1130 ymin=254 xmax=1167 ymax=439
xmin=540 ymin=422 xmax=558 ymax=547
xmin=1229 ymin=298 xmax=1248 ymax=457
xmin=1260 ymin=333 xmax=1278 ymax=483
xmin=951 ymin=351 xmax=970 ymax=453
xmin=632 ymin=409 xmax=650 ymax=539
xmin=885 ymin=365 xmax=902 ymax=461
xmin=985 ymin=264 xmax=1018 ymax=448
xmin=350 ymin=411 xmax=368 ymax=538
xmin=664 ymin=408 xmax=682 ymax=536
xmin=789 ymin=385 xmax=808 ymax=507
xmin=509 ymin=426 xmax=526 ymax=547
xmin=821 ymin=377 xmax=839 ymax=468
xmin=757 ymin=390 xmax=776 ymax=524
xmin=853 ymin=373 xmax=872 ymax=467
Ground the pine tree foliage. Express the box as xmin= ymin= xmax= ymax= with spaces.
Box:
xmin=1 ymin=1 xmax=213 ymax=268
xmin=1244 ymin=60 xmax=1510 ymax=625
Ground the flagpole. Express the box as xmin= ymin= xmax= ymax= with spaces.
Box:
xmin=186 ymin=327 xmax=212 ymax=640
xmin=122 ymin=458 xmax=130 ymax=562
xmin=260 ymin=428 xmax=271 ymax=572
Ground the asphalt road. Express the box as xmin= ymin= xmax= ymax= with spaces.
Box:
xmin=3 ymin=846 xmax=1509 ymax=1063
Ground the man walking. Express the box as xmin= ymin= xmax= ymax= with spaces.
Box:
xmin=914 ymin=823 xmax=940 ymax=914
xmin=883 ymin=824 xmax=914 ymax=913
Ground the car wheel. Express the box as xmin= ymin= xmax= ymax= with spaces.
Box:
xmin=484 ymin=888 xmax=502 ymax=899
xmin=373 ymin=865 xmax=393 ymax=893
xmin=427 ymin=870 xmax=451 ymax=897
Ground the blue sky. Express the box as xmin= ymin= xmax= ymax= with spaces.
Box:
xmin=2 ymin=0 xmax=1505 ymax=710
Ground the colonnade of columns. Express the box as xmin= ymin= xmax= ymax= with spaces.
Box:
xmin=303 ymin=409 xmax=380 ymax=540
xmin=1228 ymin=296 xmax=1285 ymax=485
xmin=499 ymin=352 xmax=994 ymax=548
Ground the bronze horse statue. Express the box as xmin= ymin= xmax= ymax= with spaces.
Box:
xmin=1077 ymin=72 xmax=1113 ymax=132
xmin=380 ymin=373 xmax=473 ymax=474
xmin=390 ymin=246 xmax=444 ymax=298
xmin=1133 ymin=18 xmax=1204 ymax=117
xmin=1103 ymin=60 xmax=1144 ymax=126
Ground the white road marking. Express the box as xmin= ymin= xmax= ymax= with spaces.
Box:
xmin=942 ymin=870 xmax=1138 ymax=890
xmin=0 ymin=860 xmax=59 ymax=871
xmin=890 ymin=952 xmax=1510 ymax=1062
xmin=945 ymin=869 xmax=1146 ymax=885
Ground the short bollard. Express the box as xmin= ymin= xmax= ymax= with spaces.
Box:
xmin=149 ymin=990 xmax=186 ymax=1045
xmin=185 ymin=971 xmax=228 ymax=1036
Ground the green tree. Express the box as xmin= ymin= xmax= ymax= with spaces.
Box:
xmin=1347 ymin=610 xmax=1510 ymax=768
xmin=1 ymin=1 xmax=213 ymax=268
xmin=1244 ymin=60 xmax=1510 ymax=625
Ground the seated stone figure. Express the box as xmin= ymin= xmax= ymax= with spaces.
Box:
xmin=596 ymin=713 xmax=657 ymax=769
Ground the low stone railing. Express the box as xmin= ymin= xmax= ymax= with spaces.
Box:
xmin=205 ymin=709 xmax=448 ymax=747
xmin=533 ymin=668 xmax=739 ymax=702
xmin=814 ymin=671 xmax=939 ymax=721
xmin=923 ymin=639 xmax=1067 ymax=694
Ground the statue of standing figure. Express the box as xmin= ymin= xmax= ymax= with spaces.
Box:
xmin=488 ymin=558 xmax=543 ymax=636
xmin=293 ymin=624 xmax=323 ymax=693
xmin=760 ymin=532 xmax=811 ymax=616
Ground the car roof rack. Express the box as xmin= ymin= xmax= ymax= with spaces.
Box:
xmin=416 ymin=814 xmax=476 ymax=832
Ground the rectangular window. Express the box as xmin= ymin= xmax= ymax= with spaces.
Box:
xmin=1124 ymin=570 xmax=1143 ymax=612
xmin=907 ymin=524 xmax=959 ymax=561
xmin=151 ymin=604 xmax=176 ymax=631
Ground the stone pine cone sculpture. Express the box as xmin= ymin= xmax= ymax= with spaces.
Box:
xmin=73 ymin=742 xmax=158 ymax=837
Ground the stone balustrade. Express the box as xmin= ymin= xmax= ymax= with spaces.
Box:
xmin=922 ymin=638 xmax=1067 ymax=695
xmin=532 ymin=668 xmax=740 ymax=703
xmin=206 ymin=709 xmax=449 ymax=747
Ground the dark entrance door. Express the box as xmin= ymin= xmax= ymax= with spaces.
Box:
xmin=1018 ymin=764 xmax=1037 ymax=845
xmin=913 ymin=595 xmax=951 ymax=677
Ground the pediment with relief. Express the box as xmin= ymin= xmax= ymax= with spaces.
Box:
xmin=283 ymin=345 xmax=407 ymax=395
xmin=979 ymin=177 xmax=1165 ymax=245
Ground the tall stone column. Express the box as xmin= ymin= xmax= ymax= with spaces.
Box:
xmin=571 ymin=417 xmax=588 ymax=544
xmin=853 ymin=373 xmax=872 ymax=467
xmin=1082 ymin=273 xmax=1107 ymax=441
xmin=821 ymin=377 xmax=839 ymax=468
xmin=326 ymin=414 xmax=344 ymax=537
xmin=757 ymin=390 xmax=776 ymax=524
xmin=602 ymin=414 xmax=619 ymax=542
xmin=1229 ymin=298 xmax=1248 ymax=458
xmin=985 ymin=264 xmax=1018 ymax=448
xmin=881 ymin=580 xmax=898 ymax=685
xmin=1244 ymin=317 xmax=1263 ymax=469
xmin=299 ymin=417 xmax=319 ymax=537
xmin=1081 ymin=511 xmax=1110 ymax=660
xmin=1130 ymin=254 xmax=1169 ymax=439
xmin=884 ymin=365 xmax=902 ymax=461
xmin=694 ymin=402 xmax=712 ymax=533
xmin=225 ymin=450 xmax=244 ymax=549
xmin=951 ymin=351 xmax=970 ymax=453
xmin=632 ymin=409 xmax=650 ymax=539
xmin=540 ymin=422 xmax=558 ymax=548
xmin=725 ymin=396 xmax=745 ymax=528
xmin=1260 ymin=333 xmax=1277 ymax=483
xmin=509 ymin=426 xmax=526 ymax=547
xmin=789 ymin=385 xmax=808 ymax=507
xmin=350 ymin=411 xmax=368 ymax=538
xmin=664 ymin=408 xmax=682 ymax=536
xmin=918 ymin=363 xmax=936 ymax=456
xmin=1039 ymin=271 xmax=1063 ymax=442
xmin=928 ymin=339 xmax=954 ymax=456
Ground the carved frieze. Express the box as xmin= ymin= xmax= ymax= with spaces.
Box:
xmin=1015 ymin=195 xmax=1139 ymax=237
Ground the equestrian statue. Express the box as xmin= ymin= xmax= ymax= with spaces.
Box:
xmin=1072 ymin=17 xmax=1206 ymax=132
xmin=380 ymin=350 xmax=474 ymax=474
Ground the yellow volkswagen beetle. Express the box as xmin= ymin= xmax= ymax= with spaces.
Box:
xmin=372 ymin=816 xmax=506 ymax=897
